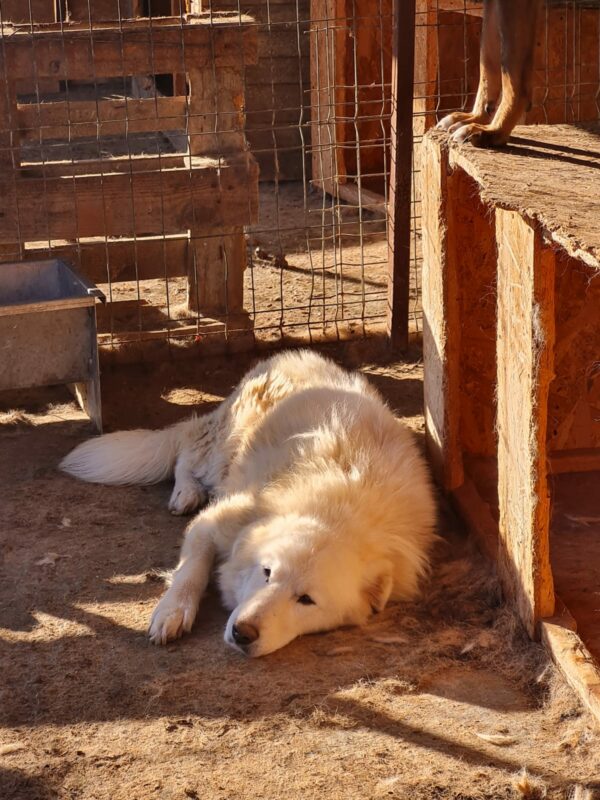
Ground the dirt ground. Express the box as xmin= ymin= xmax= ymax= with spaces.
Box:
xmin=1 ymin=346 xmax=599 ymax=800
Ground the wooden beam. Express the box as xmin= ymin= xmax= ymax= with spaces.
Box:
xmin=24 ymin=235 xmax=189 ymax=283
xmin=1 ymin=15 xmax=258 ymax=80
xmin=18 ymin=97 xmax=188 ymax=141
xmin=496 ymin=209 xmax=556 ymax=637
xmin=0 ymin=152 xmax=259 ymax=240
xmin=386 ymin=0 xmax=415 ymax=348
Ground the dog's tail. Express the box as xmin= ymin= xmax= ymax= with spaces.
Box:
xmin=60 ymin=422 xmax=185 ymax=486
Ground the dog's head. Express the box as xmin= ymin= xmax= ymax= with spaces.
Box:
xmin=219 ymin=514 xmax=393 ymax=657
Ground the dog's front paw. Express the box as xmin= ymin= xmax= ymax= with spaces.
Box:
xmin=148 ymin=594 xmax=198 ymax=645
xmin=168 ymin=483 xmax=206 ymax=516
xmin=450 ymin=123 xmax=509 ymax=148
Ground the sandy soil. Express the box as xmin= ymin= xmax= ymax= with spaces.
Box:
xmin=1 ymin=347 xmax=599 ymax=800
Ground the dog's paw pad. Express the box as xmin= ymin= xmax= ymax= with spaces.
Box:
xmin=148 ymin=599 xmax=197 ymax=645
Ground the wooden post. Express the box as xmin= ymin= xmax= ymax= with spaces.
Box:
xmin=413 ymin=0 xmax=440 ymax=138
xmin=386 ymin=0 xmax=416 ymax=349
xmin=496 ymin=209 xmax=556 ymax=637
xmin=186 ymin=66 xmax=248 ymax=314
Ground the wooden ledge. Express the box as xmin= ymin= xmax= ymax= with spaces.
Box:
xmin=426 ymin=124 xmax=600 ymax=271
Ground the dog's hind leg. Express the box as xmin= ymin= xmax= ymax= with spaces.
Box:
xmin=168 ymin=452 xmax=208 ymax=516
xmin=148 ymin=492 xmax=255 ymax=645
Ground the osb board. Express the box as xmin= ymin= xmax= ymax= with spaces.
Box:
xmin=550 ymin=470 xmax=600 ymax=664
xmin=496 ymin=209 xmax=555 ymax=637
xmin=451 ymin=169 xmax=497 ymax=459
xmin=548 ymin=249 xmax=600 ymax=451
xmin=441 ymin=123 xmax=600 ymax=271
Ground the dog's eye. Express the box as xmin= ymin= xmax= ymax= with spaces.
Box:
xmin=263 ymin=567 xmax=271 ymax=580
xmin=297 ymin=594 xmax=315 ymax=606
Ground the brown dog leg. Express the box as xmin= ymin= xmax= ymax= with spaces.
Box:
xmin=451 ymin=0 xmax=541 ymax=147
xmin=437 ymin=0 xmax=501 ymax=133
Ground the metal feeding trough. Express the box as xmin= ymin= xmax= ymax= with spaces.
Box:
xmin=0 ymin=259 xmax=105 ymax=431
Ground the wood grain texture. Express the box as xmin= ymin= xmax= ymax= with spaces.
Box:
xmin=0 ymin=153 xmax=259 ymax=240
xmin=24 ymin=235 xmax=189 ymax=283
xmin=18 ymin=97 xmax=188 ymax=141
xmin=1 ymin=14 xmax=258 ymax=80
xmin=496 ymin=209 xmax=555 ymax=637
xmin=549 ymin=250 xmax=600 ymax=451
xmin=421 ymin=134 xmax=463 ymax=490
xmin=541 ymin=609 xmax=600 ymax=725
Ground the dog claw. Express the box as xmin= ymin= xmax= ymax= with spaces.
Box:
xmin=148 ymin=599 xmax=197 ymax=645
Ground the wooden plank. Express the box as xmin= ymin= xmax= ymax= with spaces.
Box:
xmin=496 ymin=209 xmax=556 ymax=637
xmin=0 ymin=1 xmax=57 ymax=23
xmin=20 ymin=153 xmax=187 ymax=176
xmin=24 ymin=234 xmax=189 ymax=282
xmin=421 ymin=134 xmax=463 ymax=491
xmin=0 ymin=152 xmax=259 ymax=240
xmin=413 ymin=0 xmax=439 ymax=137
xmin=540 ymin=609 xmax=600 ymax=726
xmin=18 ymin=97 xmax=188 ymax=141
xmin=0 ymin=53 xmax=23 ymax=261
xmin=1 ymin=15 xmax=259 ymax=80
xmin=310 ymin=0 xmax=346 ymax=191
xmin=188 ymin=66 xmax=245 ymax=154
xmin=187 ymin=225 xmax=246 ymax=313
xmin=386 ymin=0 xmax=415 ymax=349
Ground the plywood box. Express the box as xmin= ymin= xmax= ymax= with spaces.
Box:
xmin=0 ymin=13 xmax=260 ymax=354
xmin=422 ymin=124 xmax=600 ymax=723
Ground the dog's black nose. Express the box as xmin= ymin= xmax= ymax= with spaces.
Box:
xmin=232 ymin=622 xmax=259 ymax=647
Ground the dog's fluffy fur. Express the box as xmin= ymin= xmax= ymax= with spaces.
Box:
xmin=61 ymin=351 xmax=437 ymax=656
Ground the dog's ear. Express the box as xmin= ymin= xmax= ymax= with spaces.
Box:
xmin=363 ymin=560 xmax=393 ymax=614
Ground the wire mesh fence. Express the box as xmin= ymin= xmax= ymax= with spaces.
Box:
xmin=0 ymin=0 xmax=401 ymax=363
xmin=0 ymin=0 xmax=598 ymax=363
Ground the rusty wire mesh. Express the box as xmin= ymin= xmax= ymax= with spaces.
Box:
xmin=0 ymin=0 xmax=397 ymax=363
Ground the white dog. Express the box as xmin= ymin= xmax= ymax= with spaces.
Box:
xmin=61 ymin=351 xmax=437 ymax=656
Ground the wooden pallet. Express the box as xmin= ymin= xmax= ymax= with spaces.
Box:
xmin=422 ymin=123 xmax=600 ymax=723
xmin=0 ymin=13 xmax=260 ymax=332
